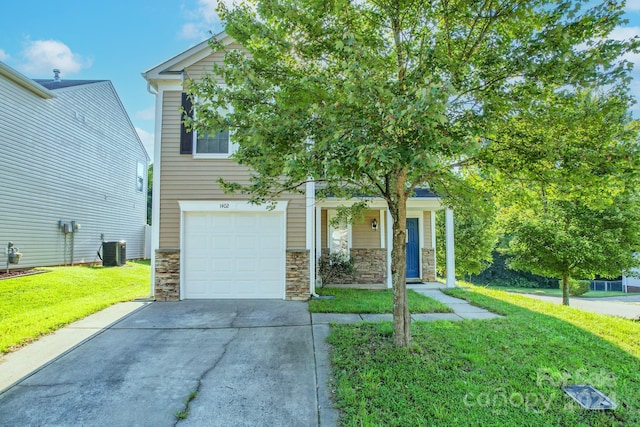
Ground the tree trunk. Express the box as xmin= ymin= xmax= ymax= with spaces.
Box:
xmin=387 ymin=174 xmax=410 ymax=346
xmin=561 ymin=273 xmax=570 ymax=306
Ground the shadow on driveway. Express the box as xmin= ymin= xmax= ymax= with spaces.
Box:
xmin=0 ymin=300 xmax=323 ymax=427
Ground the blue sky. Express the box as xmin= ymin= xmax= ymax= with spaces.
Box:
xmin=1 ymin=0 xmax=639 ymax=161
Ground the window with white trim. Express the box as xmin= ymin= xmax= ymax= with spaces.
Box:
xmin=195 ymin=128 xmax=231 ymax=156
xmin=191 ymin=88 xmax=237 ymax=159
xmin=136 ymin=161 xmax=145 ymax=192
xmin=327 ymin=210 xmax=351 ymax=257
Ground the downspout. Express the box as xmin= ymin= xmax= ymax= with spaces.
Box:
xmin=146 ymin=82 xmax=157 ymax=96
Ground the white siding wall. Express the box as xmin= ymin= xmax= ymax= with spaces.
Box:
xmin=0 ymin=77 xmax=148 ymax=267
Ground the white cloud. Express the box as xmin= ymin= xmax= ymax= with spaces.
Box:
xmin=626 ymin=0 xmax=640 ymax=11
xmin=135 ymin=106 xmax=155 ymax=121
xmin=0 ymin=49 xmax=9 ymax=61
xmin=135 ymin=127 xmax=155 ymax=161
xmin=180 ymin=23 xmax=204 ymax=40
xmin=609 ymin=26 xmax=640 ymax=41
xmin=19 ymin=40 xmax=91 ymax=76
xmin=179 ymin=0 xmax=228 ymax=40
xmin=609 ymin=27 xmax=640 ymax=66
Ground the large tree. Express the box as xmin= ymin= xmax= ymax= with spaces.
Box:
xmin=491 ymin=90 xmax=640 ymax=305
xmin=503 ymin=194 xmax=640 ymax=305
xmin=188 ymin=0 xmax=637 ymax=345
xmin=435 ymin=175 xmax=499 ymax=278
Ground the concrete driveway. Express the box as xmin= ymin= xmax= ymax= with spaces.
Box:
xmin=520 ymin=294 xmax=640 ymax=319
xmin=0 ymin=300 xmax=334 ymax=427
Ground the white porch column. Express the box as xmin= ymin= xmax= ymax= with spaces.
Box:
xmin=386 ymin=207 xmax=393 ymax=289
xmin=306 ymin=181 xmax=316 ymax=295
xmin=445 ymin=208 xmax=455 ymax=288
xmin=315 ymin=206 xmax=322 ymax=288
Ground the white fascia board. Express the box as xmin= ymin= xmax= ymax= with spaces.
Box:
xmin=142 ymin=32 xmax=234 ymax=83
xmin=316 ymin=197 xmax=442 ymax=210
xmin=39 ymin=80 xmax=108 ymax=94
xmin=0 ymin=61 xmax=54 ymax=99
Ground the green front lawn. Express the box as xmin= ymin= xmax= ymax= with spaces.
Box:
xmin=328 ymin=283 xmax=640 ymax=426
xmin=484 ymin=285 xmax=629 ymax=298
xmin=0 ymin=261 xmax=150 ymax=354
xmin=309 ymin=287 xmax=452 ymax=313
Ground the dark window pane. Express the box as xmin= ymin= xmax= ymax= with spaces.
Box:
xmin=196 ymin=129 xmax=229 ymax=153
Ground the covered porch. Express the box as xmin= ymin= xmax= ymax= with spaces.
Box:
xmin=313 ymin=192 xmax=455 ymax=290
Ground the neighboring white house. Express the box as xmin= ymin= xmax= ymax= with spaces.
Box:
xmin=623 ymin=266 xmax=640 ymax=293
xmin=0 ymin=62 xmax=149 ymax=268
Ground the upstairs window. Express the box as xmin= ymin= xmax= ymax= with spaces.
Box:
xmin=136 ymin=161 xmax=145 ymax=192
xmin=195 ymin=128 xmax=230 ymax=156
xmin=181 ymin=91 xmax=236 ymax=159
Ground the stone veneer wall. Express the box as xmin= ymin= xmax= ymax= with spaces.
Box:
xmin=286 ymin=250 xmax=311 ymax=300
xmin=319 ymin=248 xmax=386 ymax=284
xmin=422 ymin=248 xmax=436 ymax=282
xmin=155 ymin=249 xmax=180 ymax=301
xmin=351 ymin=248 xmax=387 ymax=284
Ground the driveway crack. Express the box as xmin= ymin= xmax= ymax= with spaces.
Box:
xmin=173 ymin=328 xmax=239 ymax=425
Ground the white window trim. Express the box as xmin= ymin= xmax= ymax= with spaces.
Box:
xmin=192 ymin=87 xmax=238 ymax=159
xmin=136 ymin=160 xmax=145 ymax=193
xmin=327 ymin=209 xmax=352 ymax=257
xmin=193 ymin=128 xmax=238 ymax=159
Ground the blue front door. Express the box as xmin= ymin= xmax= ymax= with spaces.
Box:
xmin=406 ymin=218 xmax=420 ymax=278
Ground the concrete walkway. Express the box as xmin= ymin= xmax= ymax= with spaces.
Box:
xmin=312 ymin=286 xmax=502 ymax=324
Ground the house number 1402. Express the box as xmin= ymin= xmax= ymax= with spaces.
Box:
xmin=219 ymin=203 xmax=230 ymax=209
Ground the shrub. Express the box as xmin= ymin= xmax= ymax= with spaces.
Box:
xmin=318 ymin=252 xmax=356 ymax=285
xmin=469 ymin=250 xmax=557 ymax=288
xmin=560 ymin=279 xmax=591 ymax=296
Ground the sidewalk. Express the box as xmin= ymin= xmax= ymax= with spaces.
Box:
xmin=312 ymin=286 xmax=502 ymax=324
xmin=0 ymin=301 xmax=149 ymax=392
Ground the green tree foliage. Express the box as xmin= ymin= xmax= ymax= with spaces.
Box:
xmin=502 ymin=191 xmax=640 ymax=305
xmin=147 ymin=164 xmax=153 ymax=225
xmin=489 ymin=91 xmax=640 ymax=305
xmin=187 ymin=0 xmax=637 ymax=345
xmin=435 ymin=176 xmax=499 ymax=278
xmin=469 ymin=249 xmax=558 ymax=289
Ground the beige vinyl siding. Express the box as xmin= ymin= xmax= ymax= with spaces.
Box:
xmin=423 ymin=211 xmax=433 ymax=249
xmin=159 ymin=90 xmax=305 ymax=249
xmin=352 ymin=210 xmax=381 ymax=248
xmin=184 ymin=43 xmax=245 ymax=83
xmin=0 ymin=78 xmax=147 ymax=267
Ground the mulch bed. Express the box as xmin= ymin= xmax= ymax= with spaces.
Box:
xmin=0 ymin=269 xmax=48 ymax=280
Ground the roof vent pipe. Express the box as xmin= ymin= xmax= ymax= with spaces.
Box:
xmin=53 ymin=69 xmax=61 ymax=82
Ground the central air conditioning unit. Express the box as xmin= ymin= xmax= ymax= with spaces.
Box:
xmin=102 ymin=241 xmax=126 ymax=266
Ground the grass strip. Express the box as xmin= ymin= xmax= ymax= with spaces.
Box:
xmin=0 ymin=260 xmax=149 ymax=353
xmin=328 ymin=284 xmax=640 ymax=426
xmin=309 ymin=287 xmax=452 ymax=314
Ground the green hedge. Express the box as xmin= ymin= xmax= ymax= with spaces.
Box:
xmin=468 ymin=251 xmax=558 ymax=289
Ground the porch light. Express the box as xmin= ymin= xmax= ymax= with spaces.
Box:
xmin=371 ymin=219 xmax=378 ymax=230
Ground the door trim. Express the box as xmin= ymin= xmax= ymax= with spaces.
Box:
xmin=406 ymin=217 xmax=420 ymax=279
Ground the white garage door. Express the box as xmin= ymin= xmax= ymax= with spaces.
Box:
xmin=183 ymin=211 xmax=285 ymax=299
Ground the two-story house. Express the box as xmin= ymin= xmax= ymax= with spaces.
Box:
xmin=143 ymin=32 xmax=454 ymax=301
xmin=0 ymin=62 xmax=149 ymax=268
